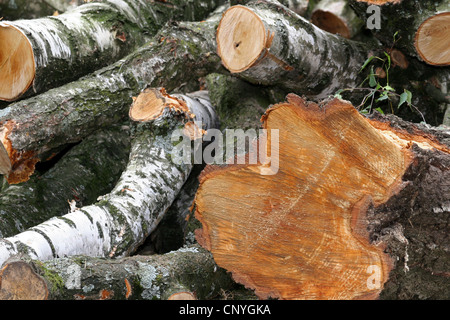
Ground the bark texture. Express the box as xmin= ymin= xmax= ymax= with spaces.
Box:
xmin=0 ymin=89 xmax=219 ymax=267
xmin=194 ymin=94 xmax=450 ymax=300
xmin=0 ymin=0 xmax=224 ymax=101
xmin=0 ymin=125 xmax=131 ymax=238
xmin=0 ymin=15 xmax=223 ymax=184
xmin=349 ymin=0 xmax=450 ymax=65
xmin=216 ymin=0 xmax=375 ymax=100
xmin=0 ymin=245 xmax=234 ymax=300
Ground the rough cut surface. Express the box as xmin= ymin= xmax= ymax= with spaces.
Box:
xmin=194 ymin=94 xmax=450 ymax=299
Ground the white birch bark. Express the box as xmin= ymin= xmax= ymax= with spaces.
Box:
xmin=217 ymin=0 xmax=372 ymax=100
xmin=0 ymin=0 xmax=224 ymax=100
xmin=0 ymin=90 xmax=218 ymax=267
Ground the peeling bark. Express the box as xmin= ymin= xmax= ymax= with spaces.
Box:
xmin=0 ymin=125 xmax=131 ymax=238
xmin=0 ymin=245 xmax=234 ymax=300
xmin=0 ymin=15 xmax=223 ymax=183
xmin=0 ymin=0 xmax=225 ymax=101
xmin=0 ymin=88 xmax=219 ymax=269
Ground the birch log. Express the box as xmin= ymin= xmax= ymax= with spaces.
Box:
xmin=0 ymin=88 xmax=218 ymax=269
xmin=0 ymin=16 xmax=222 ymax=184
xmin=0 ymin=245 xmax=234 ymax=300
xmin=0 ymin=0 xmax=224 ymax=101
xmin=216 ymin=0 xmax=374 ymax=100
xmin=0 ymin=125 xmax=131 ymax=238
xmin=349 ymin=0 xmax=450 ymax=66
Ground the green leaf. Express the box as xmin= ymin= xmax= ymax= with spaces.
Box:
xmin=398 ymin=92 xmax=408 ymax=107
xmin=383 ymin=85 xmax=395 ymax=92
xmin=376 ymin=93 xmax=389 ymax=102
xmin=405 ymin=89 xmax=412 ymax=104
xmin=360 ymin=56 xmax=375 ymax=72
xmin=398 ymin=89 xmax=412 ymax=108
xmin=334 ymin=89 xmax=343 ymax=99
xmin=375 ymin=107 xmax=384 ymax=114
xmin=369 ymin=66 xmax=377 ymax=87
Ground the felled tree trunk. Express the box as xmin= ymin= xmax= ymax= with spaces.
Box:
xmin=216 ymin=0 xmax=374 ymax=100
xmin=0 ymin=15 xmax=223 ymax=184
xmin=310 ymin=0 xmax=363 ymax=39
xmin=349 ymin=0 xmax=450 ymax=66
xmin=0 ymin=88 xmax=219 ymax=268
xmin=194 ymin=94 xmax=450 ymax=300
xmin=0 ymin=0 xmax=224 ymax=101
xmin=0 ymin=244 xmax=234 ymax=300
xmin=0 ymin=125 xmax=131 ymax=238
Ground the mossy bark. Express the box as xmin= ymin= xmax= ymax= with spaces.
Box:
xmin=0 ymin=15 xmax=224 ymax=183
xmin=0 ymin=90 xmax=219 ymax=268
xmin=0 ymin=244 xmax=235 ymax=300
xmin=0 ymin=125 xmax=131 ymax=238
xmin=205 ymin=73 xmax=272 ymax=131
xmin=0 ymin=0 xmax=225 ymax=100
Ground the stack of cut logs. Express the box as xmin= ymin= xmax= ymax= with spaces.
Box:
xmin=0 ymin=0 xmax=448 ymax=300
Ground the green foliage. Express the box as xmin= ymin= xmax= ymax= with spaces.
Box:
xmin=333 ymin=32 xmax=425 ymax=123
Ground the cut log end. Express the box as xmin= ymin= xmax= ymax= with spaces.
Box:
xmin=0 ymin=261 xmax=48 ymax=300
xmin=311 ymin=10 xmax=351 ymax=39
xmin=0 ymin=23 xmax=35 ymax=101
xmin=415 ymin=12 xmax=450 ymax=66
xmin=194 ymin=94 xmax=450 ymax=300
xmin=216 ymin=5 xmax=267 ymax=73
xmin=168 ymin=292 xmax=197 ymax=300
xmin=129 ymin=87 xmax=189 ymax=122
